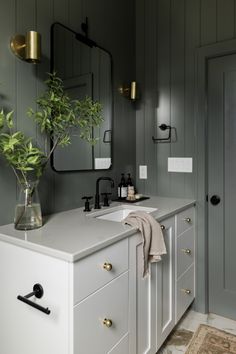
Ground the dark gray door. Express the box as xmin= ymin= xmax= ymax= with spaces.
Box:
xmin=208 ymin=54 xmax=236 ymax=320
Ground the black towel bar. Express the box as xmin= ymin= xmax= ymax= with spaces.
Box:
xmin=17 ymin=283 xmax=51 ymax=315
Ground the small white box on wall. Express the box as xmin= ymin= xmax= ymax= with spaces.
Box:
xmin=168 ymin=158 xmax=193 ymax=173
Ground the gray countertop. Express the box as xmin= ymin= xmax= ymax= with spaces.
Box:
xmin=0 ymin=196 xmax=195 ymax=262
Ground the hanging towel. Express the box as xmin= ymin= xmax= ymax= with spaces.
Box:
xmin=123 ymin=211 xmax=167 ymax=277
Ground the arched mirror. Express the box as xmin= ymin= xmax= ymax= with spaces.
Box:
xmin=50 ymin=22 xmax=113 ymax=171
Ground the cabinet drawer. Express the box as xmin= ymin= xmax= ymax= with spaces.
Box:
xmin=177 ymin=228 xmax=194 ymax=279
xmin=176 ymin=265 xmax=195 ymax=322
xmin=74 ymin=272 xmax=129 ymax=354
xmin=74 ymin=238 xmax=128 ymax=304
xmin=176 ymin=207 xmax=195 ymax=236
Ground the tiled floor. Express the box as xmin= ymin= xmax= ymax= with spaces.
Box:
xmin=158 ymin=309 xmax=236 ymax=353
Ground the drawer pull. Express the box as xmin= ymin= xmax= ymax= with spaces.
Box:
xmin=184 ymin=217 xmax=191 ymax=223
xmin=181 ymin=248 xmax=192 ymax=255
xmin=181 ymin=288 xmax=191 ymax=295
xmin=161 ymin=225 xmax=165 ymax=231
xmin=103 ymin=262 xmax=113 ymax=271
xmin=103 ymin=318 xmax=113 ymax=328
xmin=17 ymin=283 xmax=51 ymax=315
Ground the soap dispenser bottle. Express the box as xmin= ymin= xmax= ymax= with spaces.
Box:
xmin=118 ymin=173 xmax=127 ymax=199
xmin=127 ymin=173 xmax=135 ymax=201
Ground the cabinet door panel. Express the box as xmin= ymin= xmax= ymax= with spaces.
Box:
xmin=128 ymin=233 xmax=156 ymax=354
xmin=0 ymin=241 xmax=69 ymax=354
xmin=108 ymin=334 xmax=129 ymax=354
xmin=156 ymin=217 xmax=175 ymax=349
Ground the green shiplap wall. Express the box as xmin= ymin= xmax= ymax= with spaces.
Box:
xmin=136 ymin=0 xmax=236 ymax=198
xmin=0 ymin=0 xmax=136 ymax=225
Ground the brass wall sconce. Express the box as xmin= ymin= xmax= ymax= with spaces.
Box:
xmin=119 ymin=81 xmax=137 ymax=101
xmin=10 ymin=31 xmax=41 ymax=63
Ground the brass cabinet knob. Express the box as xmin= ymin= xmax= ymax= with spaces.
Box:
xmin=103 ymin=262 xmax=113 ymax=271
xmin=161 ymin=225 xmax=165 ymax=230
xmin=103 ymin=318 xmax=113 ymax=328
xmin=184 ymin=217 xmax=191 ymax=223
xmin=181 ymin=288 xmax=191 ymax=295
xmin=181 ymin=248 xmax=192 ymax=255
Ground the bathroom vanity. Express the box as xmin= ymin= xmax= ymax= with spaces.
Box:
xmin=0 ymin=197 xmax=195 ymax=354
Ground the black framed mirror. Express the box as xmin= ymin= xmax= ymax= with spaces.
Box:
xmin=50 ymin=22 xmax=113 ymax=172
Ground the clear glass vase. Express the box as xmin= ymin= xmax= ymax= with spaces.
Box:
xmin=14 ymin=181 xmax=42 ymax=230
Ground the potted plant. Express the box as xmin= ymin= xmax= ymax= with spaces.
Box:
xmin=0 ymin=73 xmax=103 ymax=230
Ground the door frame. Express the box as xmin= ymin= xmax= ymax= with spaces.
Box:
xmin=195 ymin=39 xmax=236 ymax=313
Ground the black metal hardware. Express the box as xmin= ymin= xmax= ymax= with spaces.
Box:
xmin=210 ymin=195 xmax=221 ymax=206
xmin=103 ymin=130 xmax=112 ymax=143
xmin=81 ymin=17 xmax=89 ymax=38
xmin=152 ymin=124 xmax=173 ymax=143
xmin=82 ymin=196 xmax=93 ymax=212
xmin=17 ymin=284 xmax=51 ymax=315
xmin=95 ymin=177 xmax=115 ymax=209
xmin=101 ymin=193 xmax=112 ymax=207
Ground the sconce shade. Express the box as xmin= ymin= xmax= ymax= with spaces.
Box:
xmin=25 ymin=31 xmax=41 ymax=63
xmin=10 ymin=31 xmax=41 ymax=64
xmin=130 ymin=81 xmax=137 ymax=101
xmin=119 ymin=81 xmax=138 ymax=101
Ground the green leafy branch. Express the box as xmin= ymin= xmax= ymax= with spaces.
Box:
xmin=0 ymin=110 xmax=45 ymax=184
xmin=0 ymin=73 xmax=103 ymax=185
xmin=28 ymin=73 xmax=103 ymax=164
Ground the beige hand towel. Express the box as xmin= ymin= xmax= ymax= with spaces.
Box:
xmin=123 ymin=211 xmax=167 ymax=277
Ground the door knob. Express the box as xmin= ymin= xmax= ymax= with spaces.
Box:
xmin=210 ymin=195 xmax=221 ymax=206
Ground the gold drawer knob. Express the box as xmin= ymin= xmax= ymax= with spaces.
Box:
xmin=161 ymin=225 xmax=165 ymax=230
xmin=184 ymin=217 xmax=191 ymax=223
xmin=181 ymin=248 xmax=192 ymax=255
xmin=103 ymin=262 xmax=113 ymax=271
xmin=103 ymin=318 xmax=113 ymax=328
xmin=181 ymin=288 xmax=191 ymax=295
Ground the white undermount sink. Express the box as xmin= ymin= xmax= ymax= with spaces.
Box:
xmin=90 ymin=204 xmax=157 ymax=222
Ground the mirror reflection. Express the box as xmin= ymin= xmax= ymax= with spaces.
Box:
xmin=51 ymin=22 xmax=113 ymax=171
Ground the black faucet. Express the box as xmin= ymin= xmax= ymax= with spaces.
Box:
xmin=94 ymin=177 xmax=114 ymax=209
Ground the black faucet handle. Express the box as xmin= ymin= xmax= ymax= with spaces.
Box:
xmin=101 ymin=193 xmax=112 ymax=207
xmin=82 ymin=196 xmax=93 ymax=212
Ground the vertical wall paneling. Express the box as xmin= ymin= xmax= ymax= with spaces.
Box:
xmin=36 ymin=0 xmax=55 ymax=214
xmin=135 ymin=0 xmax=146 ymax=193
xmin=137 ymin=0 xmax=236 ymax=200
xmin=0 ymin=0 xmax=17 ymax=224
xmin=144 ymin=0 xmax=158 ymax=195
xmin=156 ymin=0 xmax=171 ymax=196
xmin=16 ymin=0 xmax=37 ymax=139
xmin=217 ymin=0 xmax=235 ymax=42
xmin=170 ymin=0 xmax=185 ymax=197
xmin=184 ymin=0 xmax=200 ymax=198
xmin=200 ymin=0 xmax=217 ymax=46
xmin=53 ymin=0 xmax=69 ymax=25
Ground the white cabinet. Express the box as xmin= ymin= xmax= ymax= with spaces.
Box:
xmin=129 ymin=206 xmax=195 ymax=354
xmin=175 ymin=207 xmax=195 ymax=323
xmin=156 ymin=217 xmax=176 ymax=349
xmin=0 ymin=205 xmax=195 ymax=354
xmin=129 ymin=217 xmax=176 ymax=354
